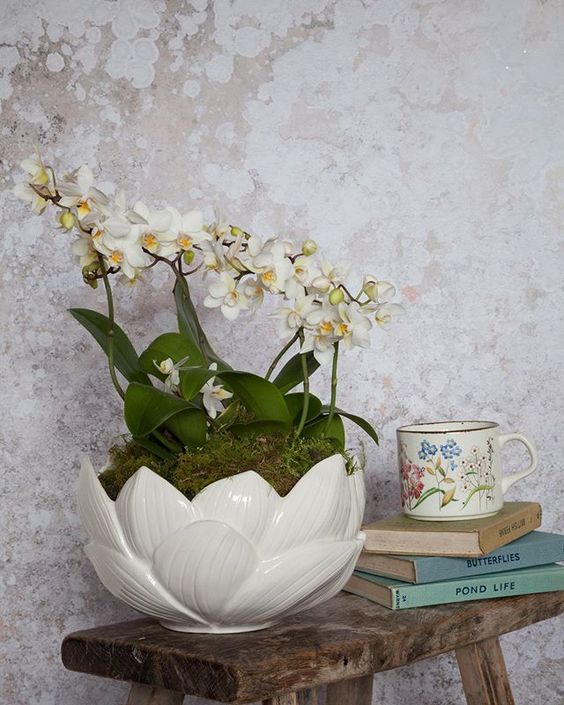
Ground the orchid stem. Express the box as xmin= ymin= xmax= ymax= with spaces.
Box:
xmin=325 ymin=342 xmax=339 ymax=431
xmin=99 ymin=255 xmax=125 ymax=401
xmin=171 ymin=264 xmax=211 ymax=367
xmin=265 ymin=331 xmax=300 ymax=380
xmin=296 ymin=329 xmax=310 ymax=436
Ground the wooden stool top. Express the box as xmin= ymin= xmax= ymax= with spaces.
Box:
xmin=62 ymin=591 xmax=564 ymax=704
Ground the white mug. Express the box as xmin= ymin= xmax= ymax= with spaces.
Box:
xmin=396 ymin=421 xmax=538 ymax=520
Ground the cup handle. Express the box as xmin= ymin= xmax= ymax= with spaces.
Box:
xmin=499 ymin=433 xmax=539 ymax=494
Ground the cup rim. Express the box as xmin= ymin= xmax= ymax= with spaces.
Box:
xmin=397 ymin=420 xmax=499 ymax=434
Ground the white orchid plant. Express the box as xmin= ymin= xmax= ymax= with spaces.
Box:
xmin=15 ymin=150 xmax=403 ymax=462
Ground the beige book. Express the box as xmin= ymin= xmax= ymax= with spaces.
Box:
xmin=361 ymin=502 xmax=542 ymax=557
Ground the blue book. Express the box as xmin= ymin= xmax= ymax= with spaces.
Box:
xmin=345 ymin=563 xmax=564 ymax=609
xmin=355 ymin=531 xmax=564 ymax=583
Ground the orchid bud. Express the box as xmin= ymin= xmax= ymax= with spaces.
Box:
xmin=329 ymin=288 xmax=345 ymax=305
xmin=59 ymin=211 xmax=75 ymax=230
xmin=302 ymin=239 xmax=317 ymax=256
xmin=183 ymin=250 xmax=195 ymax=265
xmin=311 ymin=275 xmax=331 ymax=293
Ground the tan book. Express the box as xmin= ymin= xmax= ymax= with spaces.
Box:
xmin=361 ymin=502 xmax=542 ymax=557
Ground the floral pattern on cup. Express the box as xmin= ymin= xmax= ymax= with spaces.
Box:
xmin=400 ymin=437 xmax=496 ymax=512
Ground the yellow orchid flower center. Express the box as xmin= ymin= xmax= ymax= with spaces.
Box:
xmin=143 ymin=233 xmax=159 ymax=252
xmin=320 ymin=320 xmax=333 ymax=335
xmin=335 ymin=322 xmax=350 ymax=337
xmin=262 ymin=269 xmax=276 ymax=284
xmin=178 ymin=235 xmax=193 ymax=250
xmin=77 ymin=200 xmax=91 ymax=217
xmin=108 ymin=250 xmax=124 ymax=266
xmin=91 ymin=227 xmax=103 ymax=241
xmin=225 ymin=291 xmax=240 ymax=306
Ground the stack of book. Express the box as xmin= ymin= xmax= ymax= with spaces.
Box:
xmin=345 ymin=501 xmax=564 ymax=609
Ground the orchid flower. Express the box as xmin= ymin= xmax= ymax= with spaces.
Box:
xmin=363 ymin=275 xmax=396 ymax=303
xmin=300 ymin=328 xmax=336 ymax=365
xmin=168 ymin=208 xmax=212 ymax=253
xmin=248 ymin=238 xmax=293 ymax=293
xmin=311 ymin=258 xmax=350 ymax=293
xmin=270 ymin=295 xmax=319 ymax=337
xmin=58 ymin=165 xmax=109 ymax=220
xmin=374 ymin=302 xmax=405 ymax=328
xmin=154 ymin=355 xmax=191 ymax=391
xmin=334 ymin=301 xmax=372 ymax=349
xmin=13 ymin=151 xmax=54 ymax=213
xmin=203 ymin=272 xmax=248 ymax=320
xmin=284 ymin=255 xmax=320 ymax=299
xmin=200 ymin=363 xmax=233 ymax=418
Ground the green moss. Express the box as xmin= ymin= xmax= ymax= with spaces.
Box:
xmin=99 ymin=432 xmax=357 ymax=500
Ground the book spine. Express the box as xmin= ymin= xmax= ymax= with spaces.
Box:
xmin=415 ymin=534 xmax=564 ymax=582
xmin=479 ymin=503 xmax=542 ymax=554
xmin=391 ymin=566 xmax=564 ymax=609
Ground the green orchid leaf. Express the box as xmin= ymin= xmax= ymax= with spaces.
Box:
xmin=69 ymin=308 xmax=150 ymax=385
xmin=139 ymin=332 xmax=205 ymax=379
xmin=164 ymin=407 xmax=207 ymax=447
xmin=213 ymin=399 xmax=242 ymax=430
xmin=132 ymin=435 xmax=173 ymax=461
xmin=228 ymin=420 xmax=291 ymax=438
xmin=217 ymin=371 xmax=292 ymax=427
xmin=322 ymin=406 xmax=379 ymax=445
xmin=272 ymin=352 xmax=320 ymax=393
xmin=179 ymin=366 xmax=217 ymax=401
xmin=284 ymin=392 xmax=322 ymax=424
xmin=301 ymin=413 xmax=345 ymax=448
xmin=124 ymin=382 xmax=201 ymax=440
xmin=174 ymin=283 xmax=231 ymax=370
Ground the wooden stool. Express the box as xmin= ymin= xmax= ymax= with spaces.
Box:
xmin=61 ymin=591 xmax=564 ymax=705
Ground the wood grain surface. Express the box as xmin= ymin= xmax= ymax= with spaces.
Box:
xmin=456 ymin=637 xmax=516 ymax=705
xmin=61 ymin=591 xmax=564 ymax=704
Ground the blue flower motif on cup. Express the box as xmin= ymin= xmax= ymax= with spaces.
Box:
xmin=440 ymin=439 xmax=461 ymax=460
xmin=418 ymin=439 xmax=438 ymax=460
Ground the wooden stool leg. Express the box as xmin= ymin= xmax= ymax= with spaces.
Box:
xmin=455 ymin=637 xmax=515 ymax=705
xmin=326 ymin=674 xmax=374 ymax=705
xmin=126 ymin=683 xmax=184 ymax=705
xmin=263 ymin=688 xmax=318 ymax=705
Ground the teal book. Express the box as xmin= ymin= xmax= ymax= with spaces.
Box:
xmin=344 ymin=564 xmax=564 ymax=610
xmin=355 ymin=531 xmax=564 ymax=584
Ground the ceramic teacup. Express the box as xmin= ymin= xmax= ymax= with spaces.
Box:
xmin=396 ymin=421 xmax=538 ymax=520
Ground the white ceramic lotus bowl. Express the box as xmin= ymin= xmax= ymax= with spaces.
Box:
xmin=78 ymin=453 xmax=365 ymax=633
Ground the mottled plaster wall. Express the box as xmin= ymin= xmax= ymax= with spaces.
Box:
xmin=1 ymin=1 xmax=563 ymax=703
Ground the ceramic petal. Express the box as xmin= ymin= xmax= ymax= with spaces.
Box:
xmin=115 ymin=466 xmax=197 ymax=561
xmin=281 ymin=532 xmax=366 ymax=618
xmin=153 ymin=519 xmax=258 ymax=622
xmin=258 ymin=455 xmax=352 ymax=556
xmin=85 ymin=543 xmax=205 ymax=626
xmin=345 ymin=468 xmax=366 ymax=538
xmin=191 ymin=471 xmax=281 ymax=547
xmin=78 ymin=457 xmax=129 ymax=555
xmin=226 ymin=537 xmax=364 ymax=624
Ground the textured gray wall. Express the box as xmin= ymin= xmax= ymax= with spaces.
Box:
xmin=1 ymin=1 xmax=563 ymax=703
